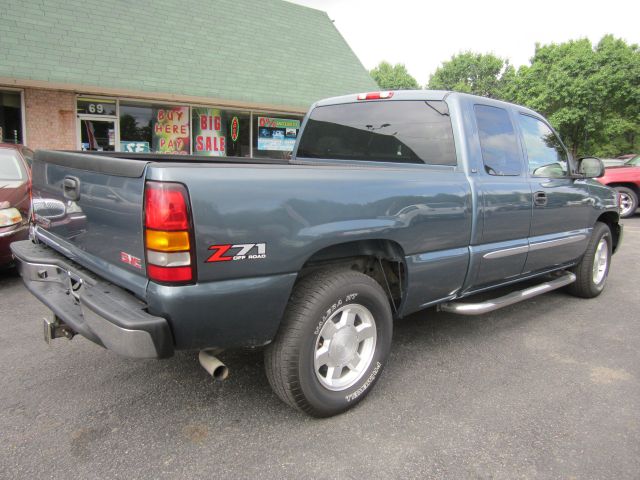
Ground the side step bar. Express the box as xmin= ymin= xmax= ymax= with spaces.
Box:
xmin=439 ymin=271 xmax=576 ymax=316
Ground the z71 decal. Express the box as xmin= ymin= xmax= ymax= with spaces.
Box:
xmin=206 ymin=243 xmax=266 ymax=263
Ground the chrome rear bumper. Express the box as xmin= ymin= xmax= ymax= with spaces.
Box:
xmin=11 ymin=240 xmax=173 ymax=358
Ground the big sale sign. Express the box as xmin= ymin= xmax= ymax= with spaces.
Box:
xmin=193 ymin=107 xmax=226 ymax=156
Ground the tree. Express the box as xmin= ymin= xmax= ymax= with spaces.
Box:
xmin=510 ymin=36 xmax=639 ymax=157
xmin=588 ymin=36 xmax=640 ymax=156
xmin=119 ymin=114 xmax=151 ymax=142
xmin=428 ymin=52 xmax=514 ymax=99
xmin=370 ymin=62 xmax=420 ymax=90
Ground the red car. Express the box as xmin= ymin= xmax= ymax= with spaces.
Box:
xmin=0 ymin=144 xmax=33 ymax=266
xmin=598 ymin=164 xmax=640 ymax=218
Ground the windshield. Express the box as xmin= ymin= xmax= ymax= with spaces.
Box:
xmin=625 ymin=155 xmax=640 ymax=166
xmin=0 ymin=149 xmax=25 ymax=181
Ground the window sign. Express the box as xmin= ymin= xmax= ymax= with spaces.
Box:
xmin=152 ymin=106 xmax=189 ymax=154
xmin=257 ymin=117 xmax=300 ymax=152
xmin=120 ymin=141 xmax=150 ymax=153
xmin=230 ymin=116 xmax=240 ymax=143
xmin=77 ymin=97 xmax=116 ymax=116
xmin=192 ymin=107 xmax=226 ymax=156
xmin=226 ymin=112 xmax=250 ymax=157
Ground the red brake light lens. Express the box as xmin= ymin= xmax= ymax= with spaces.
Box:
xmin=357 ymin=91 xmax=394 ymax=101
xmin=145 ymin=181 xmax=190 ymax=231
xmin=147 ymin=265 xmax=192 ymax=282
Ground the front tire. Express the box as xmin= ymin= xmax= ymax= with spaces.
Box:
xmin=567 ymin=222 xmax=612 ymax=298
xmin=614 ymin=186 xmax=638 ymax=218
xmin=265 ymin=268 xmax=393 ymax=417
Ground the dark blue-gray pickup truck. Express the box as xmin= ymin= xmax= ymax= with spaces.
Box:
xmin=11 ymin=90 xmax=622 ymax=417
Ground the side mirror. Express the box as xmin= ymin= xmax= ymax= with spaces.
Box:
xmin=577 ymin=156 xmax=605 ymax=178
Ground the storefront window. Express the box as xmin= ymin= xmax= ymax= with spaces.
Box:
xmin=0 ymin=91 xmax=23 ymax=144
xmin=226 ymin=112 xmax=250 ymax=157
xmin=191 ymin=108 xmax=250 ymax=157
xmin=117 ymin=101 xmax=302 ymax=157
xmin=253 ymin=114 xmax=303 ymax=159
xmin=119 ymin=104 xmax=152 ymax=152
xmin=120 ymin=103 xmax=189 ymax=154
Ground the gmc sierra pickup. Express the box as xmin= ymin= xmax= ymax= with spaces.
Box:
xmin=11 ymin=90 xmax=621 ymax=417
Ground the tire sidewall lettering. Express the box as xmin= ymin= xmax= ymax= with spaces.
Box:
xmin=299 ymin=281 xmax=392 ymax=413
xmin=345 ymin=361 xmax=381 ymax=402
xmin=313 ymin=293 xmax=357 ymax=336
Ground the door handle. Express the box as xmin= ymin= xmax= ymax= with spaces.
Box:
xmin=534 ymin=191 xmax=547 ymax=207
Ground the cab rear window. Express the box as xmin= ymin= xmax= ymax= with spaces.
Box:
xmin=297 ymin=101 xmax=457 ymax=165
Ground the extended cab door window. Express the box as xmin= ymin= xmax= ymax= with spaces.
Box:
xmin=474 ymin=105 xmax=522 ymax=176
xmin=517 ymin=114 xmax=569 ymax=178
xmin=296 ymin=101 xmax=457 ymax=165
xmin=468 ymin=104 xmax=530 ymax=290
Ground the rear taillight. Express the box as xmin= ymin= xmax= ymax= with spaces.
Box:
xmin=144 ymin=181 xmax=195 ymax=284
xmin=357 ymin=91 xmax=394 ymax=101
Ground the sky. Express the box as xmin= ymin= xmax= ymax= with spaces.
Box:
xmin=287 ymin=0 xmax=640 ymax=85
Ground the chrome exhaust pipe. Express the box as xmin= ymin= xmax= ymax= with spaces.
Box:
xmin=199 ymin=350 xmax=229 ymax=381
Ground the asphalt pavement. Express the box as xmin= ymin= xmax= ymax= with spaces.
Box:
xmin=1 ymin=217 xmax=639 ymax=479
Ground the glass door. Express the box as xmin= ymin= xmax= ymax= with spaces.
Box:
xmin=78 ymin=117 xmax=116 ymax=151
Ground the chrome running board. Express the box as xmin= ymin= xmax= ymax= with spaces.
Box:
xmin=439 ymin=271 xmax=576 ymax=316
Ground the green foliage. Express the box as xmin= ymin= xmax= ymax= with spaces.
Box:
xmin=428 ymin=52 xmax=513 ymax=98
xmin=427 ymin=37 xmax=639 ymax=157
xmin=370 ymin=61 xmax=420 ymax=90
xmin=507 ymin=36 xmax=639 ymax=157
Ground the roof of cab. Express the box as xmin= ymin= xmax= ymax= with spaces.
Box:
xmin=312 ymin=89 xmax=543 ymax=120
xmin=314 ymin=90 xmax=451 ymax=107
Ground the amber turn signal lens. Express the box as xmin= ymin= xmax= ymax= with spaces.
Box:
xmin=146 ymin=229 xmax=190 ymax=252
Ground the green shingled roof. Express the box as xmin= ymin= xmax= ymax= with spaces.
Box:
xmin=0 ymin=0 xmax=377 ymax=109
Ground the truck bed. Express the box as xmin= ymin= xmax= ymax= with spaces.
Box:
xmin=77 ymin=151 xmax=292 ymax=165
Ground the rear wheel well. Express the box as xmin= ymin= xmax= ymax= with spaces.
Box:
xmin=298 ymin=240 xmax=406 ymax=316
xmin=597 ymin=211 xmax=621 ymax=253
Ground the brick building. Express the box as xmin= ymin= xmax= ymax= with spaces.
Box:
xmin=0 ymin=0 xmax=375 ymax=158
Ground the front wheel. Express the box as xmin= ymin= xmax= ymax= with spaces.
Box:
xmin=614 ymin=186 xmax=638 ymax=218
xmin=566 ymin=222 xmax=612 ymax=298
xmin=265 ymin=268 xmax=393 ymax=417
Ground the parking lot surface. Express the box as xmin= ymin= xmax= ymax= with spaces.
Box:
xmin=1 ymin=217 xmax=639 ymax=479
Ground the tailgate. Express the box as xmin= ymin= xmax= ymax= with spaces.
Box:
xmin=31 ymin=151 xmax=149 ymax=290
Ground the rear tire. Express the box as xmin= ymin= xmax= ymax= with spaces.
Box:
xmin=566 ymin=222 xmax=612 ymax=298
xmin=265 ymin=268 xmax=393 ymax=417
xmin=614 ymin=186 xmax=638 ymax=218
